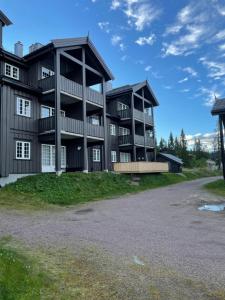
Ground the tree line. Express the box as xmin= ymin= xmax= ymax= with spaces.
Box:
xmin=157 ymin=129 xmax=220 ymax=168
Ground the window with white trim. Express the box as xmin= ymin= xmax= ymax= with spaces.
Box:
xmin=120 ymin=152 xmax=131 ymax=163
xmin=93 ymin=148 xmax=101 ymax=162
xmin=111 ymin=151 xmax=117 ymax=163
xmin=16 ymin=97 xmax=31 ymax=117
xmin=5 ymin=63 xmax=19 ymax=80
xmin=119 ymin=126 xmax=130 ymax=136
xmin=110 ymin=124 xmax=116 ymax=136
xmin=41 ymin=105 xmax=65 ymax=118
xmin=117 ymin=102 xmax=128 ymax=111
xmin=16 ymin=141 xmax=31 ymax=160
xmin=41 ymin=67 xmax=55 ymax=79
xmin=89 ymin=115 xmax=100 ymax=125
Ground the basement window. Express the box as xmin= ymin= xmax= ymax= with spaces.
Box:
xmin=5 ymin=63 xmax=19 ymax=80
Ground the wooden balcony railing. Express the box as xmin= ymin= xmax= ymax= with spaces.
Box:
xmin=38 ymin=75 xmax=104 ymax=106
xmin=145 ymin=114 xmax=153 ymax=125
xmin=135 ymin=134 xmax=145 ymax=146
xmin=134 ymin=109 xmax=144 ymax=121
xmin=145 ymin=136 xmax=155 ymax=147
xmin=118 ymin=135 xmax=132 ymax=145
xmin=87 ymin=124 xmax=104 ymax=139
xmin=117 ymin=108 xmax=131 ymax=119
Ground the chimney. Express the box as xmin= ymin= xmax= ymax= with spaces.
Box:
xmin=14 ymin=41 xmax=23 ymax=57
xmin=0 ymin=10 xmax=12 ymax=49
xmin=29 ymin=42 xmax=43 ymax=54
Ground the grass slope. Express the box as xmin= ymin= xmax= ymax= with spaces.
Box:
xmin=204 ymin=179 xmax=225 ymax=197
xmin=0 ymin=169 xmax=220 ymax=209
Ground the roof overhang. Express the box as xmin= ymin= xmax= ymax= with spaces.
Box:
xmin=0 ymin=10 xmax=12 ymax=26
xmin=211 ymin=98 xmax=225 ymax=116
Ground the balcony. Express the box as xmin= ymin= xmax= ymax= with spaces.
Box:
xmin=38 ymin=75 xmax=104 ymax=107
xmin=145 ymin=114 xmax=153 ymax=126
xmin=38 ymin=116 xmax=104 ymax=139
xmin=145 ymin=136 xmax=155 ymax=147
xmin=117 ymin=108 xmax=131 ymax=119
xmin=135 ymin=134 xmax=145 ymax=146
xmin=38 ymin=116 xmax=84 ymax=136
xmin=118 ymin=135 xmax=132 ymax=146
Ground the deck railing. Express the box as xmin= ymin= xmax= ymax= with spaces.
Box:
xmin=87 ymin=124 xmax=104 ymax=139
xmin=38 ymin=75 xmax=103 ymax=106
xmin=145 ymin=114 xmax=153 ymax=125
xmin=134 ymin=109 xmax=144 ymax=121
xmin=117 ymin=108 xmax=131 ymax=119
xmin=145 ymin=136 xmax=155 ymax=147
xmin=135 ymin=134 xmax=145 ymax=146
xmin=118 ymin=135 xmax=132 ymax=145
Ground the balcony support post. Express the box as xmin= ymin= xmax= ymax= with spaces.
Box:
xmin=142 ymin=88 xmax=147 ymax=161
xmin=54 ymin=50 xmax=62 ymax=175
xmin=102 ymin=78 xmax=108 ymax=171
xmin=82 ymin=47 xmax=88 ymax=173
xmin=131 ymin=93 xmax=136 ymax=161
xmin=151 ymin=105 xmax=156 ymax=161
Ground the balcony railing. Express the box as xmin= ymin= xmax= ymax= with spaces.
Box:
xmin=38 ymin=116 xmax=84 ymax=136
xmin=145 ymin=114 xmax=153 ymax=125
xmin=134 ymin=109 xmax=144 ymax=121
xmin=145 ymin=136 xmax=155 ymax=147
xmin=118 ymin=135 xmax=132 ymax=145
xmin=135 ymin=134 xmax=145 ymax=146
xmin=38 ymin=75 xmax=104 ymax=106
xmin=117 ymin=108 xmax=131 ymax=119
xmin=87 ymin=124 xmax=104 ymax=139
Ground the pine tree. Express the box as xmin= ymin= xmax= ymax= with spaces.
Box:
xmin=168 ymin=132 xmax=175 ymax=154
xmin=159 ymin=138 xmax=167 ymax=152
xmin=179 ymin=129 xmax=189 ymax=166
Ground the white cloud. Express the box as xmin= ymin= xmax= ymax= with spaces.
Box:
xmin=111 ymin=0 xmax=121 ymax=10
xmin=121 ymin=55 xmax=128 ymax=61
xmin=180 ymin=88 xmax=190 ymax=93
xmin=182 ymin=67 xmax=198 ymax=77
xmin=201 ymin=59 xmax=225 ymax=79
xmin=178 ymin=77 xmax=188 ymax=83
xmin=145 ymin=65 xmax=152 ymax=72
xmin=163 ymin=85 xmax=172 ymax=90
xmin=111 ymin=35 xmax=125 ymax=51
xmin=219 ymin=43 xmax=225 ymax=51
xmin=186 ymin=132 xmax=218 ymax=152
xmin=98 ymin=22 xmax=110 ymax=33
xmin=215 ymin=29 xmax=225 ymax=41
xmin=135 ymin=34 xmax=156 ymax=46
xmin=111 ymin=0 xmax=161 ymax=31
xmin=196 ymin=86 xmax=221 ymax=106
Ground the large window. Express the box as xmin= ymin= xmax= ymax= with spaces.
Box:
xmin=16 ymin=97 xmax=31 ymax=117
xmin=5 ymin=63 xmax=19 ymax=80
xmin=93 ymin=148 xmax=101 ymax=162
xmin=16 ymin=141 xmax=31 ymax=160
xmin=119 ymin=126 xmax=130 ymax=136
xmin=120 ymin=152 xmax=131 ymax=163
xmin=111 ymin=151 xmax=117 ymax=163
xmin=110 ymin=124 xmax=116 ymax=136
xmin=41 ymin=105 xmax=65 ymax=118
xmin=41 ymin=67 xmax=55 ymax=79
xmin=41 ymin=144 xmax=66 ymax=172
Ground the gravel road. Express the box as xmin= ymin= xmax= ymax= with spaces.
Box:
xmin=0 ymin=177 xmax=225 ymax=286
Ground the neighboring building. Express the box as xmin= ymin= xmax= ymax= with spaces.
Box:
xmin=157 ymin=153 xmax=183 ymax=173
xmin=0 ymin=10 xmax=159 ymax=183
xmin=211 ymin=97 xmax=225 ymax=179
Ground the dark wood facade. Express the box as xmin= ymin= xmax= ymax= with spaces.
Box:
xmin=0 ymin=10 xmax=159 ymax=179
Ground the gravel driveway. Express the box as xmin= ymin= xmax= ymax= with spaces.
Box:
xmin=0 ymin=177 xmax=225 ymax=287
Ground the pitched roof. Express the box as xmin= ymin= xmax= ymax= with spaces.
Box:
xmin=159 ymin=153 xmax=183 ymax=165
xmin=0 ymin=10 xmax=12 ymax=26
xmin=107 ymin=80 xmax=159 ymax=106
xmin=24 ymin=37 xmax=114 ymax=81
xmin=211 ymin=98 xmax=225 ymax=115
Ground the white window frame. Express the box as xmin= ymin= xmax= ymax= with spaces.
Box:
xmin=120 ymin=152 xmax=131 ymax=163
xmin=41 ymin=105 xmax=65 ymax=118
xmin=41 ymin=67 xmax=55 ymax=79
xmin=89 ymin=115 xmax=100 ymax=126
xmin=16 ymin=97 xmax=31 ymax=117
xmin=119 ymin=126 xmax=130 ymax=136
xmin=16 ymin=141 xmax=31 ymax=160
xmin=93 ymin=148 xmax=101 ymax=162
xmin=41 ymin=144 xmax=66 ymax=172
xmin=117 ymin=102 xmax=129 ymax=111
xmin=5 ymin=63 xmax=19 ymax=80
xmin=111 ymin=151 xmax=117 ymax=163
xmin=110 ymin=124 xmax=116 ymax=136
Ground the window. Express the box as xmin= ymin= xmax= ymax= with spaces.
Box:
xmin=41 ymin=67 xmax=55 ymax=79
xmin=41 ymin=105 xmax=65 ymax=118
xmin=41 ymin=144 xmax=66 ymax=172
xmin=120 ymin=152 xmax=131 ymax=163
xmin=111 ymin=151 xmax=117 ymax=163
xmin=16 ymin=97 xmax=31 ymax=117
xmin=93 ymin=148 xmax=101 ymax=162
xmin=117 ymin=102 xmax=128 ymax=111
xmin=110 ymin=124 xmax=116 ymax=136
xmin=119 ymin=126 xmax=130 ymax=136
xmin=16 ymin=141 xmax=31 ymax=160
xmin=89 ymin=115 xmax=100 ymax=126
xmin=5 ymin=63 xmax=19 ymax=80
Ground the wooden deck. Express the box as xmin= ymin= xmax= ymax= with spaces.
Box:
xmin=113 ymin=162 xmax=169 ymax=174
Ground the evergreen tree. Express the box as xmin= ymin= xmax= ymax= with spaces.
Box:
xmin=179 ymin=129 xmax=189 ymax=166
xmin=168 ymin=132 xmax=175 ymax=154
xmin=174 ymin=137 xmax=180 ymax=156
xmin=193 ymin=138 xmax=202 ymax=159
xmin=159 ymin=138 xmax=167 ymax=152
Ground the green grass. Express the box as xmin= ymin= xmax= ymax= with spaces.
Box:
xmin=0 ymin=238 xmax=54 ymax=300
xmin=204 ymin=179 xmax=225 ymax=197
xmin=0 ymin=169 xmax=221 ymax=209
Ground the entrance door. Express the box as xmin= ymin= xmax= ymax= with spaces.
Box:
xmin=41 ymin=144 xmax=66 ymax=173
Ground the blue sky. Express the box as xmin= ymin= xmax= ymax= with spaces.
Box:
xmin=1 ymin=0 xmax=225 ymax=148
